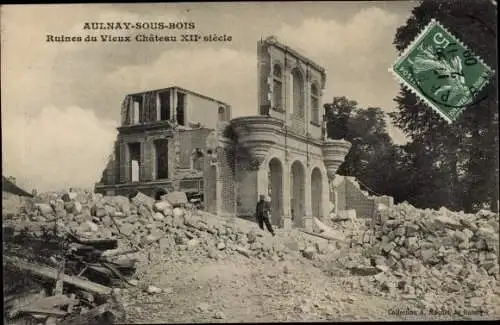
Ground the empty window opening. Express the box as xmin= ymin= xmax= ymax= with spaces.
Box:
xmin=218 ymin=106 xmax=226 ymax=122
xmin=273 ymin=64 xmax=283 ymax=110
xmin=311 ymin=83 xmax=320 ymax=124
xmin=159 ymin=92 xmax=171 ymax=121
xmin=131 ymin=96 xmax=143 ymax=124
xmin=128 ymin=143 xmax=141 ymax=182
xmin=176 ymin=92 xmax=186 ymax=126
xmin=192 ymin=148 xmax=205 ymax=171
xmin=155 ymin=139 xmax=169 ymax=180
xmin=292 ymin=68 xmax=305 ymax=117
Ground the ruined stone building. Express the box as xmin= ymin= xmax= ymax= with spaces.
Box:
xmin=95 ymin=86 xmax=231 ymax=199
xmin=203 ymin=36 xmax=352 ymax=231
xmin=95 ymin=36 xmax=393 ymax=230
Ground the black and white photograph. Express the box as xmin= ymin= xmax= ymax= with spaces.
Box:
xmin=1 ymin=1 xmax=499 ymax=323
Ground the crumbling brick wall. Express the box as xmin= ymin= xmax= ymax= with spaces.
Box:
xmin=236 ymin=168 xmax=258 ymax=217
xmin=333 ymin=177 xmax=389 ymax=218
xmin=344 ymin=180 xmax=376 ymax=218
xmin=177 ymin=128 xmax=214 ymax=169
xmin=218 ymin=146 xmax=236 ymax=215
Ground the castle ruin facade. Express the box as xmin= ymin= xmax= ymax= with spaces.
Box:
xmin=203 ymin=36 xmax=352 ymax=231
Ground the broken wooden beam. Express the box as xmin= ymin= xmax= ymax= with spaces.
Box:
xmin=101 ymin=249 xmax=136 ymax=258
xmin=17 ymin=307 xmax=67 ymax=317
xmin=4 ymin=256 xmax=113 ymax=296
xmin=299 ymin=229 xmax=343 ymax=242
xmin=32 ymin=295 xmax=78 ymax=310
xmin=67 ymin=233 xmax=118 ymax=251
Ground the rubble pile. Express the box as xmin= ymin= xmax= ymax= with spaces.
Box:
xmin=322 ymin=209 xmax=371 ymax=247
xmin=3 ymin=189 xmax=304 ymax=323
xmin=364 ymin=203 xmax=499 ymax=314
xmin=3 ymin=190 xmax=291 ymax=261
xmin=3 ymin=190 xmax=297 ymax=276
xmin=4 ymin=190 xmax=499 ymax=320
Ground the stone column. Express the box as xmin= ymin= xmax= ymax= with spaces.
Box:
xmin=171 ymin=88 xmax=177 ymax=123
xmin=119 ymin=141 xmax=129 ymax=183
xmin=284 ymin=60 xmax=293 ymax=123
xmin=304 ymin=167 xmax=313 ymax=231
xmin=139 ymin=140 xmax=145 ymax=181
xmin=156 ymin=93 xmax=161 ymax=121
xmin=146 ymin=139 xmax=155 ymax=181
xmin=305 ymin=71 xmax=312 ymax=132
xmin=282 ymin=161 xmax=292 ymax=230
xmin=333 ymin=189 xmax=338 ymax=216
xmin=322 ymin=170 xmax=330 ymax=218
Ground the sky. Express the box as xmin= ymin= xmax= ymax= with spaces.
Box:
xmin=1 ymin=1 xmax=419 ymax=192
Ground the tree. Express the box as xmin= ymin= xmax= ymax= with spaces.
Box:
xmin=390 ymin=0 xmax=498 ymax=212
xmin=325 ymin=97 xmax=403 ymax=199
xmin=324 ymin=96 xmax=357 ymax=140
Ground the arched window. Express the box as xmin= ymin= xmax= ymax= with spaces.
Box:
xmin=273 ymin=64 xmax=283 ymax=110
xmin=311 ymin=83 xmax=320 ymax=124
xmin=218 ymin=106 xmax=226 ymax=121
xmin=292 ymin=68 xmax=305 ymax=117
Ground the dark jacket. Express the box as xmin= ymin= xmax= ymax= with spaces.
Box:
xmin=256 ymin=200 xmax=271 ymax=219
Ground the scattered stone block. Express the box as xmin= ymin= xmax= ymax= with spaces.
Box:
xmin=146 ymin=286 xmax=162 ymax=294
xmin=197 ymin=302 xmax=210 ymax=312
xmin=214 ymin=311 xmax=225 ymax=319
xmin=234 ymin=245 xmax=252 ymax=258
xmin=154 ymin=201 xmax=172 ymax=213
xmin=36 ymin=204 xmax=53 ymax=216
xmin=85 ymin=221 xmax=99 ymax=232
xmin=315 ymin=240 xmax=328 ymax=254
xmin=131 ymin=192 xmax=155 ymax=210
xmin=173 ymin=207 xmax=184 ymax=219
xmin=435 ymin=215 xmax=461 ymax=230
xmin=164 ymin=192 xmax=188 ymax=207
xmin=247 ymin=231 xmax=257 ymax=244
xmin=302 ymin=246 xmax=315 ymax=260
xmin=153 ymin=212 xmax=165 ymax=221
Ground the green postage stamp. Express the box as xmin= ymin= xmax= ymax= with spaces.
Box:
xmin=390 ymin=19 xmax=495 ymax=123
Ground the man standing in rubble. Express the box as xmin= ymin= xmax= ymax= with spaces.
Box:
xmin=256 ymin=194 xmax=275 ymax=236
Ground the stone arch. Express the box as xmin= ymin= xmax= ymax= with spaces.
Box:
xmin=268 ymin=157 xmax=284 ymax=226
xmin=290 ymin=160 xmax=306 ymax=227
xmin=311 ymin=167 xmax=323 ymax=218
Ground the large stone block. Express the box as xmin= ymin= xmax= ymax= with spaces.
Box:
xmin=132 ymin=192 xmax=155 ymax=209
xmin=164 ymin=191 xmax=188 ymax=207
xmin=36 ymin=203 xmax=53 ymax=216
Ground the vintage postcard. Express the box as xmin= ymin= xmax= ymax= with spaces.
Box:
xmin=2 ymin=1 xmax=498 ymax=323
